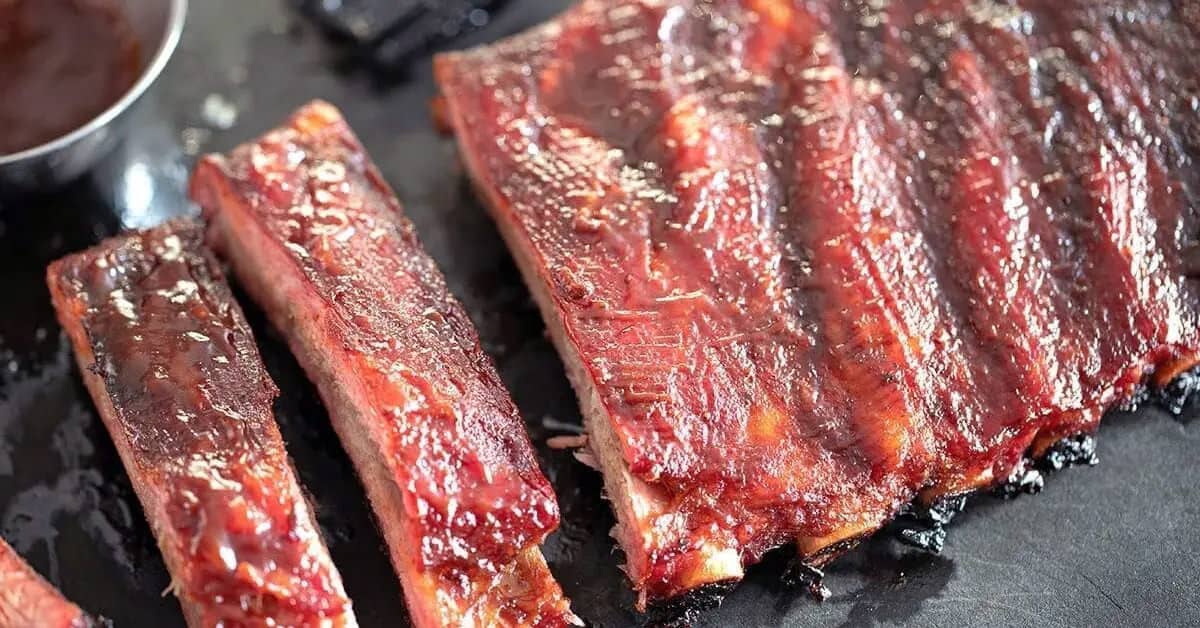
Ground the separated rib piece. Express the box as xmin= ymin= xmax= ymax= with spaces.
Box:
xmin=0 ymin=537 xmax=91 ymax=628
xmin=47 ymin=219 xmax=355 ymax=627
xmin=190 ymin=101 xmax=577 ymax=627
xmin=434 ymin=0 xmax=1200 ymax=608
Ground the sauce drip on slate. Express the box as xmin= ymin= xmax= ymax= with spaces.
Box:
xmin=0 ymin=0 xmax=141 ymax=155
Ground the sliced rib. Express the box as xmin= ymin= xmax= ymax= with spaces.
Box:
xmin=434 ymin=0 xmax=1200 ymax=608
xmin=0 ymin=537 xmax=91 ymax=628
xmin=190 ymin=101 xmax=578 ymax=627
xmin=47 ymin=219 xmax=355 ymax=627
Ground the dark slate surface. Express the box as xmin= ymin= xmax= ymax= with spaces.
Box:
xmin=0 ymin=2 xmax=1196 ymax=626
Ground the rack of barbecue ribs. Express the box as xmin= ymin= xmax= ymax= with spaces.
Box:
xmin=47 ymin=220 xmax=356 ymax=627
xmin=0 ymin=537 xmax=92 ymax=628
xmin=190 ymin=101 xmax=578 ymax=627
xmin=435 ymin=0 xmax=1200 ymax=609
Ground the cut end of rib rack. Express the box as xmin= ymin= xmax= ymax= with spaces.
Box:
xmin=191 ymin=101 xmax=575 ymax=627
xmin=47 ymin=219 xmax=356 ymax=628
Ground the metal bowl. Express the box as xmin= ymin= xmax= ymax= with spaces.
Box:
xmin=0 ymin=0 xmax=188 ymax=192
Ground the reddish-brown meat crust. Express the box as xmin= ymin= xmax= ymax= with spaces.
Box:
xmin=189 ymin=101 xmax=577 ymax=627
xmin=47 ymin=219 xmax=355 ymax=627
xmin=435 ymin=0 xmax=1200 ymax=607
xmin=0 ymin=537 xmax=91 ymax=628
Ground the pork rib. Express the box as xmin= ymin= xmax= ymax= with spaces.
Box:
xmin=47 ymin=219 xmax=355 ymax=627
xmin=0 ymin=537 xmax=91 ymax=628
xmin=190 ymin=101 xmax=577 ymax=627
xmin=434 ymin=0 xmax=1200 ymax=607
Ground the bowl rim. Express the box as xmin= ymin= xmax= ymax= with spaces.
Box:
xmin=0 ymin=0 xmax=189 ymax=165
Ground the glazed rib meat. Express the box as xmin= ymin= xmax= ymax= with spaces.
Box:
xmin=47 ymin=219 xmax=355 ymax=627
xmin=0 ymin=537 xmax=91 ymax=628
xmin=435 ymin=0 xmax=1200 ymax=607
xmin=189 ymin=101 xmax=577 ymax=627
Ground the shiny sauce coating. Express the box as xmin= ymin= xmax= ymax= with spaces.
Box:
xmin=0 ymin=0 xmax=141 ymax=155
xmin=48 ymin=220 xmax=353 ymax=626
xmin=192 ymin=102 xmax=574 ymax=625
xmin=436 ymin=0 xmax=1200 ymax=602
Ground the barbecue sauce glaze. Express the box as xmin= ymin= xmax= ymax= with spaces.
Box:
xmin=48 ymin=222 xmax=353 ymax=626
xmin=0 ymin=0 xmax=141 ymax=155
xmin=191 ymin=102 xmax=576 ymax=626
xmin=436 ymin=0 xmax=1200 ymax=604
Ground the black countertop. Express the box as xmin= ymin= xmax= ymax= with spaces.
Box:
xmin=0 ymin=2 xmax=1196 ymax=626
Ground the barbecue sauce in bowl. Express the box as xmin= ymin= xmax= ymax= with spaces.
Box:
xmin=0 ymin=0 xmax=142 ymax=156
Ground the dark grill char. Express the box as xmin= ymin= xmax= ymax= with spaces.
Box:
xmin=434 ymin=0 xmax=1200 ymax=607
xmin=190 ymin=102 xmax=578 ymax=627
xmin=46 ymin=220 xmax=355 ymax=627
